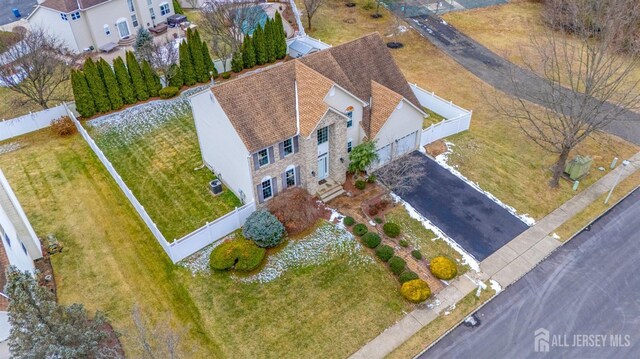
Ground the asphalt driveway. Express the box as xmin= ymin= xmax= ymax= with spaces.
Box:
xmin=0 ymin=0 xmax=36 ymax=26
xmin=422 ymin=189 xmax=640 ymax=358
xmin=388 ymin=152 xmax=528 ymax=261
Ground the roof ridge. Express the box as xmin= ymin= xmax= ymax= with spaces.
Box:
xmin=211 ymin=60 xmax=294 ymax=90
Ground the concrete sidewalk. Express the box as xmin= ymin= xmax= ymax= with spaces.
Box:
xmin=350 ymin=152 xmax=640 ymax=359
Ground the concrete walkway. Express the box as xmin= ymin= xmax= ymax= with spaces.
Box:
xmin=350 ymin=152 xmax=640 ymax=359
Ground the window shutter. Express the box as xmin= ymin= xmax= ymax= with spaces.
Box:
xmin=281 ymin=172 xmax=287 ymax=189
xmin=279 ymin=141 xmax=285 ymax=159
xmin=252 ymin=153 xmax=259 ymax=170
xmin=293 ymin=136 xmax=299 ymax=153
xmin=256 ymin=184 xmax=264 ymax=203
xmin=295 ymin=165 xmax=301 ymax=186
xmin=272 ymin=177 xmax=278 ymax=196
xmin=268 ymin=146 xmax=275 ymax=164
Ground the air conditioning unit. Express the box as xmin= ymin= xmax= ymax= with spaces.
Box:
xmin=209 ymin=179 xmax=223 ymax=196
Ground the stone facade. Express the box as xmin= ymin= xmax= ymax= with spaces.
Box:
xmin=249 ymin=109 xmax=350 ymax=204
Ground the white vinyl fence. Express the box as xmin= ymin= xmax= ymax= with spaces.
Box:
xmin=0 ymin=105 xmax=68 ymax=142
xmin=410 ymin=84 xmax=473 ymax=146
xmin=289 ymin=0 xmax=306 ymax=36
xmin=64 ymin=104 xmax=255 ymax=263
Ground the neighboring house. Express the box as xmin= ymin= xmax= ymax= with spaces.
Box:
xmin=27 ymin=0 xmax=175 ymax=52
xmin=0 ymin=170 xmax=44 ymax=342
xmin=189 ymin=33 xmax=426 ymax=205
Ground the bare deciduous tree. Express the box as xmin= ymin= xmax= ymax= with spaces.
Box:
xmin=0 ymin=27 xmax=75 ymax=109
xmin=303 ymin=0 xmax=327 ymax=31
xmin=184 ymin=0 xmax=201 ymax=9
xmin=148 ymin=37 xmax=180 ymax=85
xmin=375 ymin=153 xmax=425 ymax=195
xmin=493 ymin=0 xmax=640 ymax=187
xmin=199 ymin=0 xmax=262 ymax=68
xmin=131 ymin=305 xmax=191 ymax=359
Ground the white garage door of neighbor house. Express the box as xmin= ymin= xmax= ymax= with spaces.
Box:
xmin=376 ymin=144 xmax=392 ymax=166
xmin=395 ymin=131 xmax=418 ymax=156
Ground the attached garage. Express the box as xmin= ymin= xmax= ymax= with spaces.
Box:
xmin=375 ymin=144 xmax=393 ymax=167
xmin=395 ymin=131 xmax=418 ymax=156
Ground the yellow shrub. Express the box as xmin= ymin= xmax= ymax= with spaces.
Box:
xmin=429 ymin=256 xmax=458 ymax=280
xmin=400 ymin=279 xmax=431 ymax=303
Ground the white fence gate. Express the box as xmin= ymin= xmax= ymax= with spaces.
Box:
xmin=410 ymin=84 xmax=473 ymax=146
xmin=0 ymin=105 xmax=68 ymax=142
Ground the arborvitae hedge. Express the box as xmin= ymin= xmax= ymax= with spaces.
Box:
xmin=126 ymin=51 xmax=149 ymax=101
xmin=201 ymin=40 xmax=217 ymax=78
xmin=242 ymin=35 xmax=256 ymax=69
xmin=274 ymin=12 xmax=287 ymax=59
xmin=98 ymin=58 xmax=123 ymax=111
xmin=71 ymin=70 xmax=96 ymax=118
xmin=83 ymin=58 xmax=111 ymax=113
xmin=253 ymin=26 xmax=267 ymax=65
xmin=113 ymin=57 xmax=136 ymax=105
xmin=168 ymin=64 xmax=183 ymax=88
xmin=141 ymin=60 xmax=161 ymax=97
xmin=179 ymin=41 xmax=196 ymax=85
xmin=231 ymin=51 xmax=243 ymax=73
xmin=189 ymin=30 xmax=207 ymax=82
xmin=264 ymin=19 xmax=276 ymax=63
xmin=172 ymin=0 xmax=183 ymax=15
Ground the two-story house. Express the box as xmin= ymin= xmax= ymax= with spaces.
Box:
xmin=189 ymin=33 xmax=426 ymax=205
xmin=27 ymin=0 xmax=175 ymax=52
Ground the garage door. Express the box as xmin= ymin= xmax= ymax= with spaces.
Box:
xmin=376 ymin=144 xmax=392 ymax=167
xmin=395 ymin=131 xmax=418 ymax=156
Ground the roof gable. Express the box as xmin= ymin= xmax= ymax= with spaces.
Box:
xmin=370 ymin=80 xmax=404 ymax=139
xmin=295 ymin=62 xmax=335 ymax=137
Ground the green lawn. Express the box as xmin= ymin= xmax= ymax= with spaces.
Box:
xmin=0 ymin=129 xmax=409 ymax=357
xmin=422 ymin=107 xmax=446 ymax=128
xmin=85 ymin=100 xmax=241 ymax=241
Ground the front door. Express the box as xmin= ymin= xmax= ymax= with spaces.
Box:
xmin=318 ymin=154 xmax=329 ymax=180
xmin=117 ymin=20 xmax=131 ymax=38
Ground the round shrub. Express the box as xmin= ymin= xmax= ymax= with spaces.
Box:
xmin=367 ymin=174 xmax=377 ymax=183
xmin=374 ymin=217 xmax=383 ymax=224
xmin=242 ymin=209 xmax=285 ymax=248
xmin=354 ymin=179 xmax=366 ymax=190
xmin=430 ymin=256 xmax=458 ymax=280
xmin=383 ymin=222 xmax=401 ymax=238
xmin=159 ymin=86 xmax=179 ymax=99
xmin=352 ymin=223 xmax=368 ymax=237
xmin=343 ymin=216 xmax=355 ymax=227
xmin=399 ymin=270 xmax=420 ymax=283
xmin=401 ymin=279 xmax=431 ymax=303
xmin=375 ymin=245 xmax=394 ymax=262
xmin=210 ymin=238 xmax=266 ymax=272
xmin=411 ymin=250 xmax=423 ymax=260
xmin=399 ymin=239 xmax=409 ymax=248
xmin=388 ymin=256 xmax=406 ymax=275
xmin=221 ymin=72 xmax=231 ymax=79
xmin=361 ymin=232 xmax=381 ymax=249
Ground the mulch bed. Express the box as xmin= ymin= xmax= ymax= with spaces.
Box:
xmin=35 ymin=253 xmax=56 ymax=296
xmin=425 ymin=139 xmax=448 ymax=157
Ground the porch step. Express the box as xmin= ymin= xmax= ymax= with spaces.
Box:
xmin=118 ymin=35 xmax=136 ymax=47
xmin=317 ymin=181 xmax=345 ymax=203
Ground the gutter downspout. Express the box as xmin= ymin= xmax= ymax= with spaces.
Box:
xmin=294 ymin=80 xmax=300 ymax=135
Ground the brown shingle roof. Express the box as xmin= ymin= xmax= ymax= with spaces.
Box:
xmin=295 ymin=62 xmax=335 ymax=137
xmin=370 ymin=80 xmax=403 ymax=139
xmin=40 ymin=0 xmax=109 ymax=12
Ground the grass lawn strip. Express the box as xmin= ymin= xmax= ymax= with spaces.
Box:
xmin=85 ymin=92 xmax=241 ymax=240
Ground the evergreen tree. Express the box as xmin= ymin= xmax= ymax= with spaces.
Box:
xmin=141 ymin=60 xmax=161 ymax=97
xmin=172 ymin=0 xmax=184 ymax=15
xmin=264 ymin=19 xmax=276 ymax=63
xmin=179 ymin=41 xmax=196 ymax=85
xmin=126 ymin=50 xmax=149 ymax=101
xmin=253 ymin=26 xmax=267 ymax=65
xmin=168 ymin=64 xmax=183 ymax=88
xmin=5 ymin=268 xmax=116 ymax=358
xmin=189 ymin=30 xmax=207 ymax=82
xmin=113 ymin=56 xmax=136 ymax=104
xmin=201 ymin=40 xmax=217 ymax=78
xmin=274 ymin=11 xmax=288 ymax=59
xmin=98 ymin=58 xmax=123 ymax=110
xmin=134 ymin=27 xmax=154 ymax=62
xmin=231 ymin=51 xmax=244 ymax=73
xmin=71 ymin=70 xmax=96 ymax=118
xmin=242 ymin=35 xmax=256 ymax=69
xmin=83 ymin=57 xmax=111 ymax=113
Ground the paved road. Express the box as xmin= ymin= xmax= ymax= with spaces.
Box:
xmin=0 ymin=0 xmax=36 ymax=26
xmin=423 ymin=188 xmax=640 ymax=358
xmin=390 ymin=152 xmax=528 ymax=261
xmin=394 ymin=11 xmax=640 ymax=145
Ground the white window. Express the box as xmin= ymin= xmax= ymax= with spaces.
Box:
xmin=317 ymin=127 xmax=328 ymax=145
xmin=149 ymin=7 xmax=156 ymax=19
xmin=104 ymin=24 xmax=111 ymax=35
xmin=283 ymin=138 xmax=293 ymax=157
xmin=285 ymin=168 xmax=296 ymax=187
xmin=347 ymin=139 xmax=353 ymax=153
xmin=261 ymin=178 xmax=273 ymax=200
xmin=127 ymin=0 xmax=135 ymax=12
xmin=147 ymin=0 xmax=153 ymax=5
xmin=160 ymin=2 xmax=170 ymax=16
xmin=71 ymin=11 xmax=80 ymax=20
xmin=345 ymin=106 xmax=354 ymax=128
xmin=258 ymin=149 xmax=269 ymax=167
xmin=60 ymin=13 xmax=68 ymax=21
xmin=131 ymin=14 xmax=139 ymax=27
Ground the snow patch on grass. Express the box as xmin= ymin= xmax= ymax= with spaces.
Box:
xmin=238 ymin=222 xmax=374 ymax=284
xmin=489 ymin=279 xmax=502 ymax=294
xmin=435 ymin=142 xmax=536 ymax=226
xmin=0 ymin=142 xmax=20 ymax=155
xmin=391 ymin=192 xmax=480 ymax=272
